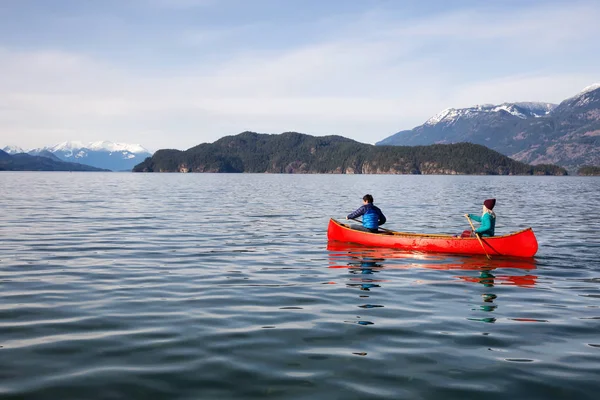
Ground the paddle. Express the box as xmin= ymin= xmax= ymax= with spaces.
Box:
xmin=348 ymin=217 xmax=394 ymax=234
xmin=465 ymin=215 xmax=491 ymax=260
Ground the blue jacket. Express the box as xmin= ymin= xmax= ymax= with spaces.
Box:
xmin=348 ymin=204 xmax=386 ymax=229
xmin=468 ymin=212 xmax=495 ymax=237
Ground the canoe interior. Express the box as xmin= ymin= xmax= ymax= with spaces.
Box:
xmin=331 ymin=219 xmax=533 ymax=240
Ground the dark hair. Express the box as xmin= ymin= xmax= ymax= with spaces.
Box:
xmin=363 ymin=194 xmax=374 ymax=203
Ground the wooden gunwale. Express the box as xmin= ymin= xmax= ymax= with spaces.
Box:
xmin=332 ymin=219 xmax=533 ymax=240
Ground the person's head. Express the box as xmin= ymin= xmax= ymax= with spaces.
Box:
xmin=483 ymin=198 xmax=496 ymax=212
xmin=363 ymin=194 xmax=374 ymax=204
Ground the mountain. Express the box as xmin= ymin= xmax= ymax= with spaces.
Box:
xmin=36 ymin=150 xmax=63 ymax=162
xmin=377 ymin=84 xmax=600 ymax=172
xmin=377 ymin=102 xmax=557 ymax=148
xmin=133 ymin=131 xmax=566 ymax=175
xmin=2 ymin=145 xmax=25 ymax=154
xmin=0 ymin=151 xmax=109 ymax=171
xmin=28 ymin=141 xmax=152 ymax=171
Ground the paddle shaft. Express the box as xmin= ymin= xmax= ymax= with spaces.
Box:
xmin=348 ymin=218 xmax=393 ymax=233
xmin=465 ymin=215 xmax=491 ymax=259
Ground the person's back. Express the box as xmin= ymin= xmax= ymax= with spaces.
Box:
xmin=361 ymin=203 xmax=384 ymax=229
xmin=347 ymin=194 xmax=386 ymax=233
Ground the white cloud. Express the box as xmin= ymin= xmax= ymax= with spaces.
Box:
xmin=142 ymin=0 xmax=215 ymax=9
xmin=1 ymin=1 xmax=599 ymax=150
xmin=179 ymin=23 xmax=261 ymax=47
xmin=448 ymin=74 xmax=600 ymax=107
xmin=394 ymin=3 xmax=600 ymax=42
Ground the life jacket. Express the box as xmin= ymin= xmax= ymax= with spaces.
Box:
xmin=362 ymin=205 xmax=380 ymax=229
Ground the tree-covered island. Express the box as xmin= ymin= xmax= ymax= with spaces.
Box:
xmin=577 ymin=166 xmax=600 ymax=176
xmin=133 ymin=131 xmax=567 ymax=175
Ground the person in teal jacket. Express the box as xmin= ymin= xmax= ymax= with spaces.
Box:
xmin=465 ymin=198 xmax=496 ymax=237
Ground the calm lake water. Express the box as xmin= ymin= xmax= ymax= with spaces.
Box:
xmin=1 ymin=172 xmax=599 ymax=400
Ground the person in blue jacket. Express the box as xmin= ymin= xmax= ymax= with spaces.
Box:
xmin=465 ymin=198 xmax=496 ymax=237
xmin=346 ymin=194 xmax=386 ymax=233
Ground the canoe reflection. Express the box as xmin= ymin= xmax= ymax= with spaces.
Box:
xmin=327 ymin=242 xmax=537 ymax=275
xmin=327 ymin=242 xmax=538 ymax=325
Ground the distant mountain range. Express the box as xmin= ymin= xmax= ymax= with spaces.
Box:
xmin=0 ymin=149 xmax=108 ymax=171
xmin=377 ymin=84 xmax=600 ymax=172
xmin=2 ymin=141 xmax=152 ymax=171
xmin=133 ymin=131 xmax=566 ymax=175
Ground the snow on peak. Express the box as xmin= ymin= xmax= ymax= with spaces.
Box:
xmin=425 ymin=108 xmax=456 ymax=125
xmin=496 ymin=102 xmax=556 ymax=118
xmin=87 ymin=141 xmax=149 ymax=154
xmin=49 ymin=141 xmax=87 ymax=152
xmin=2 ymin=145 xmax=25 ymax=154
xmin=492 ymin=104 xmax=527 ymax=119
xmin=424 ymin=101 xmax=558 ymax=126
xmin=45 ymin=141 xmax=149 ymax=154
xmin=562 ymin=83 xmax=600 ymax=107
xmin=579 ymin=83 xmax=600 ymax=95
xmin=513 ymin=102 xmax=556 ymax=113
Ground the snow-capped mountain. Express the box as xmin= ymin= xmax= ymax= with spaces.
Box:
xmin=377 ymin=84 xmax=600 ymax=172
xmin=33 ymin=140 xmax=149 ymax=155
xmin=378 ymin=101 xmax=559 ymax=149
xmin=26 ymin=141 xmax=153 ymax=171
xmin=424 ymin=102 xmax=556 ymax=126
xmin=578 ymin=83 xmax=600 ymax=96
xmin=553 ymin=82 xmax=600 ymax=113
xmin=2 ymin=145 xmax=25 ymax=154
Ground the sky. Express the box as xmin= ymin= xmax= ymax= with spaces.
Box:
xmin=1 ymin=0 xmax=599 ymax=151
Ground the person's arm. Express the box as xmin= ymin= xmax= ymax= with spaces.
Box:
xmin=378 ymin=209 xmax=386 ymax=226
xmin=475 ymin=213 xmax=491 ymax=234
xmin=347 ymin=206 xmax=366 ymax=220
xmin=468 ymin=213 xmax=482 ymax=222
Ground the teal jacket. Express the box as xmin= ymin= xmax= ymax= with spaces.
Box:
xmin=468 ymin=212 xmax=496 ymax=237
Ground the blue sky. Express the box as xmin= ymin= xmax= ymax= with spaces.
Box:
xmin=1 ymin=0 xmax=599 ymax=151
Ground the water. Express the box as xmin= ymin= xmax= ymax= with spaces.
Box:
xmin=1 ymin=172 xmax=599 ymax=399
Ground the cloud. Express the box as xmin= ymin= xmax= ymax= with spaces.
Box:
xmin=179 ymin=25 xmax=254 ymax=46
xmin=1 ymin=1 xmax=599 ymax=149
xmin=142 ymin=0 xmax=215 ymax=9
xmin=393 ymin=2 xmax=600 ymax=42
xmin=448 ymin=74 xmax=600 ymax=107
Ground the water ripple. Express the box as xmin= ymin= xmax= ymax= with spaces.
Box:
xmin=1 ymin=173 xmax=600 ymax=399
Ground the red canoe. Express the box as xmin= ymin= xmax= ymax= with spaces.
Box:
xmin=327 ymin=219 xmax=538 ymax=258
